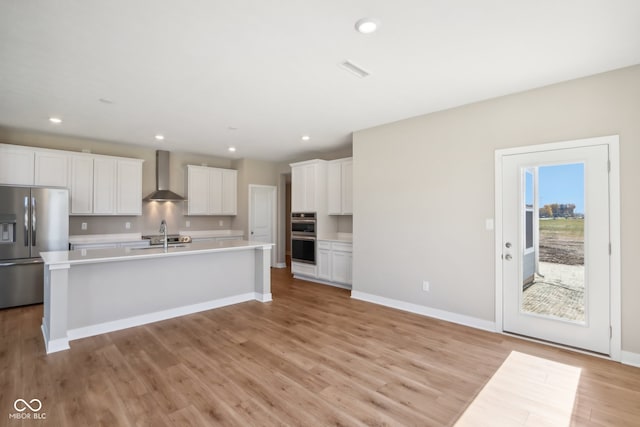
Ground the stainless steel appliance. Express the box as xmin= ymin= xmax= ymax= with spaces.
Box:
xmin=291 ymin=212 xmax=316 ymax=264
xmin=0 ymin=186 xmax=69 ymax=309
xmin=142 ymin=234 xmax=192 ymax=246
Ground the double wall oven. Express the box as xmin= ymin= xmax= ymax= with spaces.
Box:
xmin=291 ymin=212 xmax=316 ymax=264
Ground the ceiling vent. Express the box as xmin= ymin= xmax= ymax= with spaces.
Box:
xmin=143 ymin=150 xmax=186 ymax=201
xmin=339 ymin=60 xmax=370 ymax=78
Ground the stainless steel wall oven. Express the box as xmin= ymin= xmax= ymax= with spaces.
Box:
xmin=291 ymin=212 xmax=316 ymax=264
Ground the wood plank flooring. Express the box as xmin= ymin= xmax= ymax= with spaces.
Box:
xmin=2 ymin=267 xmax=640 ymax=426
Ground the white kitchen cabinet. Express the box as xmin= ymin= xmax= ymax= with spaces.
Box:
xmin=221 ymin=168 xmax=237 ymax=215
xmin=314 ymin=240 xmax=352 ymax=286
xmin=0 ymin=144 xmax=34 ymax=185
xmin=331 ymin=249 xmax=353 ymax=285
xmin=93 ymin=157 xmax=117 ymax=214
xmin=317 ymin=241 xmax=332 ymax=280
xmin=73 ymin=155 xmax=142 ymax=216
xmin=290 ymin=160 xmax=327 ymax=213
xmin=187 ymin=165 xmax=237 ymax=215
xmin=69 ymin=155 xmax=94 ymax=214
xmin=327 ymin=158 xmax=353 ymax=215
xmin=116 ymin=159 xmax=143 ymax=215
xmin=35 ymin=150 xmax=69 ymax=187
xmin=187 ymin=165 xmax=210 ymax=215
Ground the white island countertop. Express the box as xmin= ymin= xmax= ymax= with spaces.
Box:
xmin=41 ymin=239 xmax=272 ymax=267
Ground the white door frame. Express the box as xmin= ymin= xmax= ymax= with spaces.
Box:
xmin=494 ymin=135 xmax=621 ymax=361
xmin=248 ymin=184 xmax=277 ymax=267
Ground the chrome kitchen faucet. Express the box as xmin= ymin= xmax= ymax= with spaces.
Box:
xmin=159 ymin=219 xmax=168 ymax=250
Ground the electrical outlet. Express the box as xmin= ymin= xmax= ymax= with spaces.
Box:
xmin=81 ymin=222 xmax=87 ymax=231
xmin=186 ymin=220 xmax=191 ymax=228
xmin=125 ymin=222 xmax=131 ymax=229
xmin=422 ymin=280 xmax=430 ymax=292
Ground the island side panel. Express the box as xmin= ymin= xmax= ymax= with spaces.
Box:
xmin=42 ymin=264 xmax=71 ymax=353
xmin=66 ymin=249 xmax=255 ymax=334
xmin=254 ymin=246 xmax=272 ymax=302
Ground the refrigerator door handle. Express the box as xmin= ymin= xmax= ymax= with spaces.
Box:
xmin=24 ymin=196 xmax=29 ymax=247
xmin=31 ymin=196 xmax=37 ymax=246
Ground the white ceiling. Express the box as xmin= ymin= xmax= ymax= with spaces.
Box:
xmin=1 ymin=1 xmax=639 ymax=162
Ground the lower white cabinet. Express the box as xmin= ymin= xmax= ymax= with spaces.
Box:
xmin=314 ymin=240 xmax=352 ymax=286
xmin=291 ymin=261 xmax=317 ymax=278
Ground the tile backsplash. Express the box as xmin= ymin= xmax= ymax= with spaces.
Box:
xmin=69 ymin=201 xmax=235 ymax=236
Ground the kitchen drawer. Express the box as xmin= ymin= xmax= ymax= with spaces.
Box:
xmin=331 ymin=242 xmax=352 ymax=253
xmin=317 ymin=241 xmax=331 ymax=250
xmin=291 ymin=261 xmax=317 ymax=277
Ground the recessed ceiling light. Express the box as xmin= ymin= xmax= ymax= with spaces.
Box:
xmin=99 ymin=98 xmax=114 ymax=104
xmin=355 ymin=18 xmax=379 ymax=34
xmin=228 ymin=146 xmax=236 ymax=152
xmin=155 ymin=134 xmax=165 ymax=141
xmin=301 ymin=135 xmax=310 ymax=141
xmin=49 ymin=117 xmax=62 ymax=124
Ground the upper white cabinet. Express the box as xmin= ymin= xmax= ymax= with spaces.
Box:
xmin=87 ymin=156 xmax=144 ymax=216
xmin=187 ymin=165 xmax=237 ymax=215
xmin=35 ymin=150 xmax=69 ymax=187
xmin=116 ymin=159 xmax=143 ymax=215
xmin=327 ymin=157 xmax=353 ymax=215
xmin=69 ymin=155 xmax=94 ymax=214
xmin=0 ymin=144 xmax=35 ymax=185
xmin=290 ymin=159 xmax=327 ymax=213
xmin=93 ymin=157 xmax=117 ymax=214
xmin=0 ymin=143 xmax=143 ymax=215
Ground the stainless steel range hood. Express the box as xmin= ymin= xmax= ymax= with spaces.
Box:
xmin=143 ymin=150 xmax=186 ymax=201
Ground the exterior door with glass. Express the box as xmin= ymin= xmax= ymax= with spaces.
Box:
xmin=501 ymin=144 xmax=610 ymax=355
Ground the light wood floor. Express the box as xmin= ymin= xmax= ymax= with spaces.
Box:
xmin=2 ymin=267 xmax=640 ymax=426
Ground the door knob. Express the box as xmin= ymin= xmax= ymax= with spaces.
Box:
xmin=505 ymin=242 xmax=512 ymax=248
xmin=505 ymin=254 xmax=512 ymax=260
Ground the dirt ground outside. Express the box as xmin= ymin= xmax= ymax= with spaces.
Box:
xmin=538 ymin=218 xmax=584 ymax=265
xmin=522 ymin=218 xmax=585 ymax=321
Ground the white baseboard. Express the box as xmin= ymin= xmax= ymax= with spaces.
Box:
xmin=255 ymin=292 xmax=273 ymax=302
xmin=350 ymin=290 xmax=496 ymax=332
xmin=621 ymin=351 xmax=640 ymax=368
xmin=41 ymin=322 xmax=70 ymax=354
xmin=275 ymin=262 xmax=287 ymax=269
xmin=67 ymin=292 xmax=257 ymax=343
xmin=293 ymin=275 xmax=352 ymax=290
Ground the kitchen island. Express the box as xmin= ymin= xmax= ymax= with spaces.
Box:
xmin=40 ymin=240 xmax=273 ymax=353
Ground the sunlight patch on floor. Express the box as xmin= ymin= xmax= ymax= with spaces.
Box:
xmin=455 ymin=351 xmax=581 ymax=427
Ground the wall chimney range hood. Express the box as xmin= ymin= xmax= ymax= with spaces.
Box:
xmin=144 ymin=150 xmax=186 ymax=201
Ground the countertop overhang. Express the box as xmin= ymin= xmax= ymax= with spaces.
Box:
xmin=41 ymin=239 xmax=273 ymax=267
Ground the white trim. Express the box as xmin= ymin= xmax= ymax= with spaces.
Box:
xmin=351 ymin=291 xmax=496 ymax=332
xmin=254 ymin=292 xmax=273 ymax=302
xmin=65 ymin=293 xmax=257 ymax=344
xmin=248 ymin=184 xmax=278 ymax=267
xmin=41 ymin=323 xmax=69 ymax=354
xmin=621 ymin=351 xmax=640 ymax=368
xmin=495 ymin=135 xmax=621 ymax=360
xmin=293 ymin=274 xmax=352 ymax=290
xmin=275 ymin=262 xmax=287 ymax=269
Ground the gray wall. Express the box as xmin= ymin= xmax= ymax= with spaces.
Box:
xmin=353 ymin=65 xmax=640 ymax=354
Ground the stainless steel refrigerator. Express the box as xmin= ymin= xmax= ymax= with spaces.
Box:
xmin=0 ymin=185 xmax=69 ymax=309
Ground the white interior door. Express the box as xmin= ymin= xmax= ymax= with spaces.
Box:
xmin=249 ymin=185 xmax=276 ymax=266
xmin=501 ymin=144 xmax=610 ymax=354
